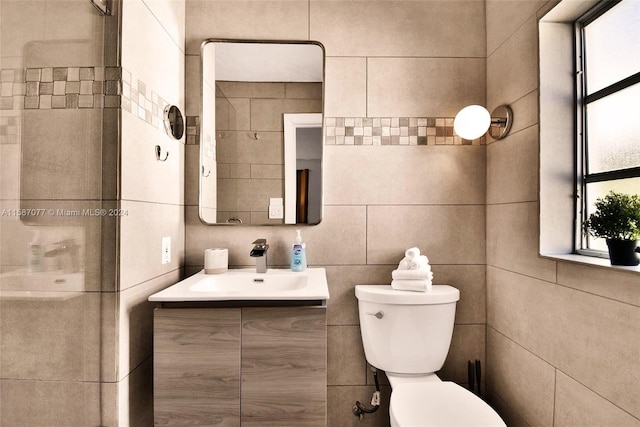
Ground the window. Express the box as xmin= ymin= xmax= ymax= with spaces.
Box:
xmin=575 ymin=0 xmax=640 ymax=255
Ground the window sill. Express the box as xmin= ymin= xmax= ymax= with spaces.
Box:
xmin=540 ymin=252 xmax=640 ymax=275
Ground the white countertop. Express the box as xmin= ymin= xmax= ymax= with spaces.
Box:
xmin=148 ymin=267 xmax=330 ymax=302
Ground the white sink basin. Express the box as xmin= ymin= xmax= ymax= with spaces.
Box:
xmin=189 ymin=275 xmax=307 ymax=293
xmin=0 ymin=270 xmax=84 ymax=300
xmin=149 ymin=268 xmax=329 ymax=302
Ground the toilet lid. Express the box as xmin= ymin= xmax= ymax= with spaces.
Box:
xmin=390 ymin=382 xmax=506 ymax=427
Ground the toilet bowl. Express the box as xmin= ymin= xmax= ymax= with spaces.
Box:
xmin=389 ymin=381 xmax=505 ymax=426
xmin=355 ymin=285 xmax=505 ymax=427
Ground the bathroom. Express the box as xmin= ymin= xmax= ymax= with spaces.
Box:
xmin=0 ymin=0 xmax=638 ymax=425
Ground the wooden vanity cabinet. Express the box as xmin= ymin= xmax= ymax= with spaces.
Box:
xmin=154 ymin=306 xmax=327 ymax=426
xmin=154 ymin=308 xmax=241 ymax=425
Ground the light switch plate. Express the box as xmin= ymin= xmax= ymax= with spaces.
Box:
xmin=161 ymin=236 xmax=171 ymax=264
xmin=268 ymin=197 xmax=284 ymax=219
xmin=269 ymin=204 xmax=283 ymax=219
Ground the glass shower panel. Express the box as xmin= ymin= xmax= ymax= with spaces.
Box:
xmin=0 ymin=1 xmax=113 ymax=425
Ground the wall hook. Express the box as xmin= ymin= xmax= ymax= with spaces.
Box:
xmin=251 ymin=132 xmax=259 ymax=140
xmin=155 ymin=145 xmax=169 ymax=161
xmin=202 ymin=166 xmax=211 ymax=177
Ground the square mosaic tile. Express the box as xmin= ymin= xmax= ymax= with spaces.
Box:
xmin=184 ymin=115 xmax=485 ymax=147
xmin=324 ymin=117 xmax=485 ymax=146
xmin=0 ymin=66 xmax=122 ymax=111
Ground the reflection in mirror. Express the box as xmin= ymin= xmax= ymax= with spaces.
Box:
xmin=199 ymin=40 xmax=324 ymax=225
xmin=163 ymin=105 xmax=184 ymax=140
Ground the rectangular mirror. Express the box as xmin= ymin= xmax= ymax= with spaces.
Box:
xmin=199 ymin=39 xmax=325 ymax=225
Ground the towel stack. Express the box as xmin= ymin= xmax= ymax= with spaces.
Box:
xmin=391 ymin=247 xmax=433 ymax=292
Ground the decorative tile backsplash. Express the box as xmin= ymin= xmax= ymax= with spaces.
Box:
xmin=0 ymin=115 xmax=20 ymax=145
xmin=0 ymin=66 xmax=185 ymax=138
xmin=185 ymin=116 xmax=200 ymax=145
xmin=0 ymin=67 xmax=121 ymax=111
xmin=325 ymin=117 xmax=485 ymax=146
xmin=184 ymin=116 xmax=485 ymax=146
xmin=121 ymin=68 xmax=172 ymax=132
xmin=2 ymin=65 xmax=483 ymax=147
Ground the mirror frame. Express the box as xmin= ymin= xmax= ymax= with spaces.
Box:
xmin=163 ymin=105 xmax=184 ymax=140
xmin=198 ymin=38 xmax=326 ymax=226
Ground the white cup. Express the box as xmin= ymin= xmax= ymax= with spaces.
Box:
xmin=204 ymin=248 xmax=228 ymax=274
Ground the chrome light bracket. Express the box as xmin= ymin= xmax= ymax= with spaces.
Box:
xmin=489 ymin=104 xmax=513 ymax=140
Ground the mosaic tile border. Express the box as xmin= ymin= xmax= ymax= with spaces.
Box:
xmin=184 ymin=116 xmax=485 ymax=147
xmin=0 ymin=115 xmax=20 ymax=145
xmin=2 ymin=67 xmax=483 ymax=147
xmin=121 ymin=69 xmax=172 ymax=132
xmin=325 ymin=117 xmax=485 ymax=146
xmin=185 ymin=116 xmax=200 ymax=145
xmin=0 ymin=66 xmax=184 ymax=138
xmin=0 ymin=67 xmax=121 ymax=111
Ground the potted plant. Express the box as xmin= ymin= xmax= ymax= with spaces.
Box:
xmin=583 ymin=191 xmax=640 ymax=266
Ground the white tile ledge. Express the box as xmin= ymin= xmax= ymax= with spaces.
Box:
xmin=541 ymin=253 xmax=640 ymax=275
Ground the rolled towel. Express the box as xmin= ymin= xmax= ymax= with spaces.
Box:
xmin=402 ymin=255 xmax=430 ymax=271
xmin=391 ymin=279 xmax=433 ymax=292
xmin=398 ymin=249 xmax=432 ymax=271
xmin=416 ymin=255 xmax=430 ymax=269
xmin=392 ymin=268 xmax=433 ymax=281
xmin=405 ymin=247 xmax=420 ymax=259
xmin=398 ymin=258 xmax=411 ymax=270
xmin=398 ymin=247 xmax=421 ymax=270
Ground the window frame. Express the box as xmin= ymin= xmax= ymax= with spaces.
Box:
xmin=574 ymin=0 xmax=640 ymax=257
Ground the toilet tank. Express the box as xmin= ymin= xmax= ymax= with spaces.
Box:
xmin=355 ymin=285 xmax=459 ymax=375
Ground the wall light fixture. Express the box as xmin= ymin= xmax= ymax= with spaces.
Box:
xmin=453 ymin=104 xmax=513 ymax=140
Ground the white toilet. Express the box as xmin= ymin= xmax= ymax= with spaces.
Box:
xmin=356 ymin=285 xmax=506 ymax=427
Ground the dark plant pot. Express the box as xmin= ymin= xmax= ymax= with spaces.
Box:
xmin=606 ymin=239 xmax=640 ymax=266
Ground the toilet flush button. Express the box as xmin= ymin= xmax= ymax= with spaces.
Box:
xmin=366 ymin=311 xmax=384 ymax=319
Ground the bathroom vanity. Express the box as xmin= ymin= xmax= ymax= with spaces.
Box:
xmin=149 ymin=268 xmax=329 ymax=426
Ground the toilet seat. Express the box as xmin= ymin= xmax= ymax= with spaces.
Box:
xmin=389 ymin=381 xmax=506 ymax=427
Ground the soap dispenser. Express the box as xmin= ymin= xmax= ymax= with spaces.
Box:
xmin=27 ymin=230 xmax=44 ymax=273
xmin=290 ymin=229 xmax=307 ymax=272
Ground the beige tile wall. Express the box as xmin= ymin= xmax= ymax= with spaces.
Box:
xmin=185 ymin=1 xmax=486 ymax=425
xmin=485 ymin=1 xmax=640 ymax=425
xmin=117 ymin=0 xmax=186 ymax=425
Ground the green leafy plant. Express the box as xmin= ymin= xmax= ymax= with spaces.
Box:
xmin=583 ymin=191 xmax=640 ymax=240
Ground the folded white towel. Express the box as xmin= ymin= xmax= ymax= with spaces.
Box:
xmin=392 ymin=269 xmax=433 ymax=281
xmin=391 ymin=279 xmax=433 ymax=292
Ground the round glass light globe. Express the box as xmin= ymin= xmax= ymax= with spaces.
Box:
xmin=453 ymin=105 xmax=491 ymax=140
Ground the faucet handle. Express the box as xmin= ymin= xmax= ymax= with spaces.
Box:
xmin=53 ymin=239 xmax=78 ymax=248
xmin=250 ymin=238 xmax=268 ymax=258
xmin=251 ymin=238 xmax=269 ymax=273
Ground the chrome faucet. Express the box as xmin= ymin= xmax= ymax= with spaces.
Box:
xmin=44 ymin=239 xmax=80 ymax=273
xmin=250 ymin=238 xmax=269 ymax=273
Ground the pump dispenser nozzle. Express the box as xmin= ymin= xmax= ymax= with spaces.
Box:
xmin=291 ymin=229 xmax=307 ymax=272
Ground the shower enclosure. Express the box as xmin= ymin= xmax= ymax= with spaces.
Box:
xmin=0 ymin=0 xmax=119 ymax=424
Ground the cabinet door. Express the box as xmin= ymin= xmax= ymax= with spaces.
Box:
xmin=241 ymin=307 xmax=327 ymax=427
xmin=154 ymin=308 xmax=241 ymax=426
